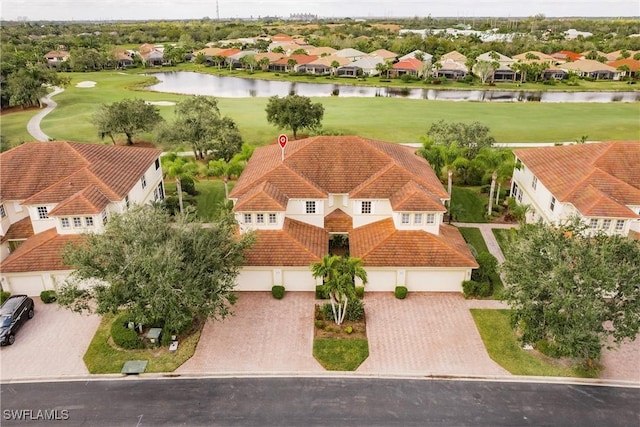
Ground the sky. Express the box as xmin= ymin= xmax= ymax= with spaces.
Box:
xmin=1 ymin=0 xmax=638 ymax=21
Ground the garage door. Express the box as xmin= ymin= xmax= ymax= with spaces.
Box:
xmin=235 ymin=270 xmax=272 ymax=291
xmin=366 ymin=270 xmax=396 ymax=291
xmin=7 ymin=275 xmax=45 ymax=296
xmin=282 ymin=270 xmax=315 ymax=291
xmin=406 ymin=270 xmax=465 ymax=292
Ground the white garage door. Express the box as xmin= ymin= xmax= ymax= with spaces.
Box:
xmin=235 ymin=270 xmax=272 ymax=291
xmin=406 ymin=270 xmax=465 ymax=292
xmin=7 ymin=275 xmax=45 ymax=296
xmin=282 ymin=270 xmax=315 ymax=291
xmin=366 ymin=270 xmax=397 ymax=292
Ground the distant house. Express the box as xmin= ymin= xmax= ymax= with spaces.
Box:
xmin=559 ymin=59 xmax=620 ymax=80
xmin=606 ymin=59 xmax=640 ymax=79
xmin=44 ymin=50 xmax=70 ymax=67
xmin=399 ymin=50 xmax=433 ymax=66
xmin=512 ymin=51 xmax=555 ymax=66
xmin=475 ymin=51 xmax=516 ymax=82
xmin=369 ymin=49 xmax=398 ymax=62
xmin=334 ymin=48 xmax=369 ymax=61
xmin=564 ymin=29 xmax=593 ymax=40
xmin=229 ymin=136 xmax=478 ymax=292
xmin=435 ymin=58 xmax=468 ymax=80
xmin=268 ymin=54 xmax=318 ymax=72
xmin=391 ymin=58 xmax=424 ymax=78
xmin=112 ymin=50 xmax=134 ymax=68
xmin=305 ymin=46 xmax=337 ymax=57
xmin=337 ymin=56 xmax=385 ymax=77
xmin=0 ymin=142 xmax=164 ymax=296
xmin=550 ymin=50 xmax=583 ymax=63
xmin=542 ymin=66 xmax=569 ymax=80
xmin=511 ymin=142 xmax=640 ymax=239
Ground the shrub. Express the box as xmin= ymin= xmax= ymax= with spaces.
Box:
xmin=0 ymin=291 xmax=11 ymax=304
xmin=345 ymin=326 xmax=353 ymax=334
xmin=315 ymin=319 xmax=324 ymax=329
xmin=324 ymin=325 xmax=332 ymax=332
xmin=40 ymin=290 xmax=57 ymax=304
xmin=463 ymin=280 xmax=491 ymax=298
xmin=271 ymin=285 xmax=285 ymax=299
xmin=472 ymin=251 xmax=499 ymax=283
xmin=315 ymin=285 xmax=329 ymax=299
xmin=322 ymin=299 xmax=365 ymax=322
xmin=180 ymin=177 xmax=197 ymax=196
xmin=355 ymin=286 xmax=365 ymax=299
xmin=111 ymin=313 xmax=143 ymax=349
xmin=394 ymin=286 xmax=408 ymax=299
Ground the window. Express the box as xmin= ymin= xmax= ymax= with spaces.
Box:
xmin=73 ymin=217 xmax=82 ymax=227
xmin=414 ymin=213 xmax=423 ymax=224
xmin=125 ymin=195 xmax=130 ymax=209
xmin=102 ymin=210 xmax=108 ymax=225
xmin=531 ymin=176 xmax=537 ymax=190
xmin=155 ymin=158 xmax=160 ymax=170
xmin=157 ymin=183 xmax=164 ymax=201
xmin=615 ymin=220 xmax=625 ymax=231
xmin=256 ymin=213 xmax=264 ymax=224
xmin=401 ymin=213 xmax=410 ymax=224
xmin=244 ymin=214 xmax=252 ymax=223
xmin=361 ymin=201 xmax=372 ymax=214
xmin=426 ymin=213 xmax=435 ymax=224
xmin=85 ymin=217 xmax=94 ymax=227
xmin=517 ymin=191 xmax=522 ymax=202
xmin=306 ymin=201 xmax=316 ymax=214
xmin=0 ymin=204 xmax=5 ymax=218
xmin=141 ymin=175 xmax=147 ymax=189
xmin=61 ymin=218 xmax=70 ymax=228
xmin=590 ymin=219 xmax=598 ymax=229
xmin=37 ymin=206 xmax=48 ymax=219
xmin=549 ymin=197 xmax=556 ymax=212
xmin=601 ymin=219 xmax=611 ymax=230
xmin=512 ymin=183 xmax=519 ymax=198
xmin=269 ymin=213 xmax=277 ymax=224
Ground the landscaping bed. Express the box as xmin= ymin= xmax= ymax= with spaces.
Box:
xmin=313 ymin=304 xmax=367 ymax=340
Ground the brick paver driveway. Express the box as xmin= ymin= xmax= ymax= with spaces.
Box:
xmin=178 ymin=292 xmax=509 ymax=376
xmin=0 ymin=298 xmax=100 ymax=382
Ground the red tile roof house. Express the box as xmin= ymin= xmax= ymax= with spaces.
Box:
xmin=511 ymin=141 xmax=640 ymax=238
xmin=228 ymin=136 xmax=478 ymax=292
xmin=0 ymin=142 xmax=164 ymax=296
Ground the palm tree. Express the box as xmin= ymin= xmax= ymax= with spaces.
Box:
xmin=311 ymin=255 xmax=342 ymax=323
xmin=206 ymin=157 xmax=244 ymax=199
xmin=161 ymin=153 xmax=199 ymax=215
xmin=330 ymin=60 xmax=340 ymax=77
xmin=476 ymin=148 xmax=515 ymax=215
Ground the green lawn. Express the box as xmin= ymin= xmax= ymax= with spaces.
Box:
xmin=471 ymin=309 xmax=598 ymax=378
xmin=458 ymin=227 xmax=489 ymax=253
xmin=450 ymin=187 xmax=487 ymax=223
xmin=3 ymin=70 xmax=639 ymax=148
xmin=313 ymin=338 xmax=369 ymax=371
xmin=83 ymin=313 xmax=201 ymax=374
xmin=164 ymin=178 xmax=233 ymax=222
xmin=493 ymin=228 xmax=516 ymax=254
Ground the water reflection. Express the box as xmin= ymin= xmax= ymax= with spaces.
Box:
xmin=145 ymin=72 xmax=640 ymax=103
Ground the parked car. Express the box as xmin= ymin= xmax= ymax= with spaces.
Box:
xmin=0 ymin=295 xmax=35 ymax=346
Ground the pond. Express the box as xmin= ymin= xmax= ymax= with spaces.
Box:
xmin=145 ymin=72 xmax=640 ymax=103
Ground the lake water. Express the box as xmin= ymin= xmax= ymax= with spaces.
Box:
xmin=145 ymin=72 xmax=640 ymax=103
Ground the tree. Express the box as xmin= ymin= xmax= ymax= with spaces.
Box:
xmin=330 ymin=60 xmax=340 ymax=77
xmin=156 ymin=96 xmax=242 ymax=161
xmin=207 ymin=157 xmax=244 ymax=199
xmin=239 ymin=54 xmax=257 ymax=72
xmin=93 ymin=98 xmax=163 ymax=145
xmin=161 ymin=153 xmax=199 ymax=215
xmin=475 ymin=147 xmax=515 ymax=214
xmin=502 ymin=219 xmax=640 ymax=366
xmin=258 ymin=57 xmax=271 ymax=71
xmin=6 ymin=65 xmax=69 ymax=109
xmin=474 ymin=60 xmax=498 ymax=84
xmin=57 ymin=205 xmax=254 ymax=335
xmin=311 ymin=255 xmax=367 ymax=325
xmin=265 ymin=95 xmax=325 ymax=139
xmin=426 ymin=120 xmax=495 ymax=160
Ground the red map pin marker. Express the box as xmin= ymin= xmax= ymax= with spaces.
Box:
xmin=278 ymin=134 xmax=288 ymax=148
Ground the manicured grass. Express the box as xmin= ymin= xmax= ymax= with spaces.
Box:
xmin=3 ymin=71 xmax=638 ymax=148
xmin=471 ymin=309 xmax=597 ymax=378
xmin=450 ymin=187 xmax=487 ymax=223
xmin=1 ymin=109 xmax=40 ymax=146
xmin=83 ymin=313 xmax=202 ymax=374
xmin=313 ymin=338 xmax=369 ymax=371
xmin=492 ymin=228 xmax=516 ymax=254
xmin=458 ymin=227 xmax=489 ymax=253
xmin=164 ymin=179 xmax=234 ymax=222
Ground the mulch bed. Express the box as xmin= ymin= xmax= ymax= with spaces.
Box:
xmin=313 ymin=304 xmax=367 ymax=340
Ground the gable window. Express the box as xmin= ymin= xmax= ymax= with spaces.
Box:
xmin=361 ymin=201 xmax=372 ymax=214
xmin=155 ymin=158 xmax=160 ymax=170
xmin=426 ymin=213 xmax=435 ymax=224
xmin=141 ymin=175 xmax=147 ymax=189
xmin=615 ymin=220 xmax=625 ymax=231
xmin=256 ymin=213 xmax=265 ymax=224
xmin=0 ymin=204 xmax=5 ymax=218
xmin=531 ymin=176 xmax=537 ymax=190
xmin=125 ymin=195 xmax=130 ymax=209
xmin=306 ymin=201 xmax=316 ymax=214
xmin=269 ymin=213 xmax=277 ymax=224
xmin=102 ymin=210 xmax=108 ymax=225
xmin=590 ymin=219 xmax=598 ymax=230
xmin=414 ymin=213 xmax=423 ymax=224
xmin=549 ymin=197 xmax=556 ymax=212
xmin=37 ymin=206 xmax=49 ymax=219
xmin=601 ymin=219 xmax=611 ymax=230
xmin=61 ymin=218 xmax=70 ymax=228
xmin=85 ymin=217 xmax=94 ymax=227
xmin=244 ymin=213 xmax=252 ymax=223
xmin=401 ymin=213 xmax=410 ymax=224
xmin=73 ymin=217 xmax=82 ymax=228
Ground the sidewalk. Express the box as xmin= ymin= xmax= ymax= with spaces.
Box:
xmin=26 ymin=86 xmax=64 ymax=142
xmin=453 ymin=222 xmax=518 ymax=263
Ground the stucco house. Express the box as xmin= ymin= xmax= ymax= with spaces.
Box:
xmin=44 ymin=50 xmax=70 ymax=67
xmin=511 ymin=142 xmax=640 ymax=238
xmin=0 ymin=142 xmax=164 ymax=296
xmin=559 ymin=59 xmax=620 ymax=80
xmin=474 ymin=51 xmax=516 ymax=82
xmin=229 ymin=136 xmax=478 ymax=293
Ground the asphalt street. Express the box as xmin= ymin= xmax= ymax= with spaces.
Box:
xmin=1 ymin=377 xmax=638 ymax=426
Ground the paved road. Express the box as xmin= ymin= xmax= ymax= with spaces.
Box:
xmin=26 ymin=86 xmax=64 ymax=142
xmin=1 ymin=378 xmax=638 ymax=426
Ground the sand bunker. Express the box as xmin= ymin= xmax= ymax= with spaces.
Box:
xmin=75 ymin=81 xmax=97 ymax=88
xmin=144 ymin=101 xmax=176 ymax=106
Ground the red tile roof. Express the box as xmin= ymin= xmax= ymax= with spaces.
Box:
xmin=1 ymin=216 xmax=34 ymax=243
xmin=243 ymin=218 xmax=327 ymax=266
xmin=324 ymin=209 xmax=353 ymax=233
xmin=0 ymin=228 xmax=84 ymax=273
xmin=393 ymin=58 xmax=423 ymax=71
xmin=48 ymin=186 xmax=112 ymax=216
xmin=350 ymin=219 xmax=478 ymax=268
xmin=514 ymin=141 xmax=640 ymax=219
xmin=606 ymin=59 xmax=640 ymax=71
xmin=272 ymin=54 xmax=318 ymax=66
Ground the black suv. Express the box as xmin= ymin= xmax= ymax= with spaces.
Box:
xmin=0 ymin=295 xmax=35 ymax=345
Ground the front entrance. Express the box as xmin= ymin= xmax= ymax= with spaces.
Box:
xmin=329 ymin=233 xmax=349 ymax=256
